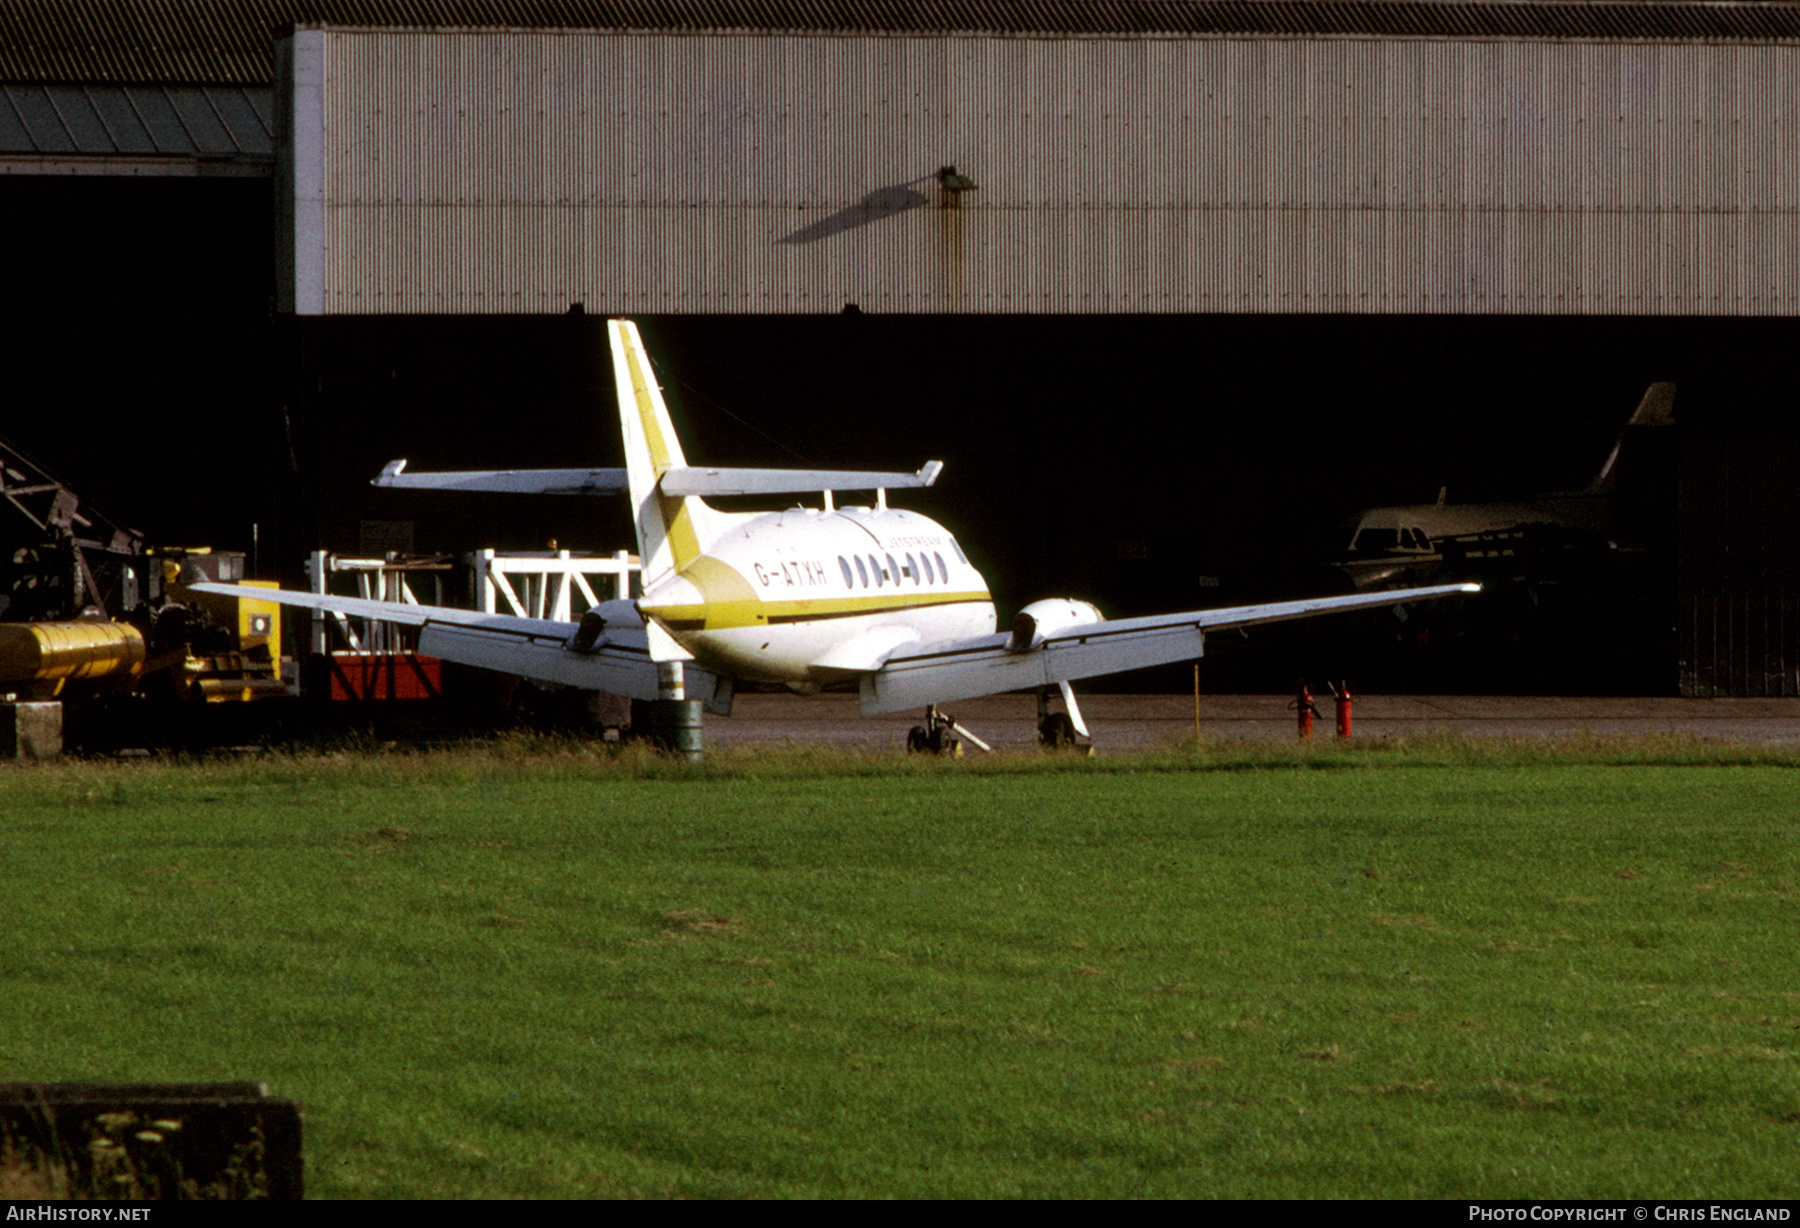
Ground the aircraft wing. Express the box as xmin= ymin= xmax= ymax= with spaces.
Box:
xmin=187 ymin=582 xmax=733 ymax=712
xmin=858 ymin=582 xmax=1480 ymax=715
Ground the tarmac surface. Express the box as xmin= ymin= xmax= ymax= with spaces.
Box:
xmin=703 ymin=691 xmax=1800 ymax=752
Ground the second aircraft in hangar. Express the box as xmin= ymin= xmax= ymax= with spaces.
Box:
xmin=1335 ymin=382 xmax=1675 ymax=591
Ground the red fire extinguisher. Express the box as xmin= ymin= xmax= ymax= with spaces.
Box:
xmin=1291 ymin=681 xmax=1320 ymax=740
xmin=1329 ymin=681 xmax=1353 ymax=739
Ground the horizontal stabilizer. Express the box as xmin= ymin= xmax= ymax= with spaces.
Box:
xmin=660 ymin=461 xmax=942 ymax=498
xmin=374 ymin=460 xmax=629 ymax=496
xmin=371 ymin=459 xmax=939 ymax=500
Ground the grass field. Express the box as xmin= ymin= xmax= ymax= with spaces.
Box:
xmin=3 ymin=736 xmax=1798 ymax=1198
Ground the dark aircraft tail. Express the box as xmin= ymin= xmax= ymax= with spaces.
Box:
xmin=1584 ymin=382 xmax=1675 ymax=495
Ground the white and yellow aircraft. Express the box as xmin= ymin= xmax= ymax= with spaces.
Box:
xmin=198 ymin=320 xmax=1478 ymax=749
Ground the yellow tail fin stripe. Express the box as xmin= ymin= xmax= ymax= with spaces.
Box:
xmin=619 ymin=324 xmax=703 ymax=571
xmin=621 ymin=330 xmax=675 ymax=475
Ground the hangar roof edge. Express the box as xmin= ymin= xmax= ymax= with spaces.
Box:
xmin=11 ymin=0 xmax=1800 ymax=87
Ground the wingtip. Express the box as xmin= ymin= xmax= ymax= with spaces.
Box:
xmin=919 ymin=460 xmax=944 ymax=486
xmin=374 ymin=459 xmax=408 ymax=487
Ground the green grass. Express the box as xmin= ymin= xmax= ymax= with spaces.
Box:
xmin=3 ymin=736 xmax=1799 ymax=1197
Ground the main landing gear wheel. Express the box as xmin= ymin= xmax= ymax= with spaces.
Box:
xmin=1038 ymin=711 xmax=1078 ymax=749
xmin=1035 ymin=684 xmax=1091 ymax=752
xmin=907 ymin=724 xmax=961 ymax=756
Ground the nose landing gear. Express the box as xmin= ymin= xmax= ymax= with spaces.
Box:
xmin=907 ymin=704 xmax=992 ymax=756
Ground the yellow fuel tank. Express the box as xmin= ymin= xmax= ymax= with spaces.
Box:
xmin=0 ymin=621 xmax=148 ymax=691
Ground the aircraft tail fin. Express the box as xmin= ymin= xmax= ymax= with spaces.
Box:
xmin=1585 ymin=381 xmax=1676 ymax=495
xmin=607 ymin=319 xmax=719 ymax=586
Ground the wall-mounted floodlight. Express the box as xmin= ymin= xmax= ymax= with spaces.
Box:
xmin=936 ymin=165 xmax=978 ymax=207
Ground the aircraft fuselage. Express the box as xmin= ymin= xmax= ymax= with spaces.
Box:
xmin=637 ymin=503 xmax=997 ymax=685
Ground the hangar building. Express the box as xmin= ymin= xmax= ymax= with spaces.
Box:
xmin=281 ymin=10 xmax=1800 ymax=317
xmin=7 ymin=0 xmax=1800 ymax=695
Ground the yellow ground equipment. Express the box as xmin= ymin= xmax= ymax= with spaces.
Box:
xmin=0 ymin=620 xmax=147 ymax=698
xmin=160 ymin=556 xmax=289 ymax=703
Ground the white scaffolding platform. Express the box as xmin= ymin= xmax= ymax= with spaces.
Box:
xmin=306 ymin=549 xmax=640 ymax=654
xmin=470 ymin=548 xmax=636 ymax=621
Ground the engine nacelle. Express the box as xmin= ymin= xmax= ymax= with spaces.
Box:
xmin=1006 ymin=598 xmax=1104 ymax=652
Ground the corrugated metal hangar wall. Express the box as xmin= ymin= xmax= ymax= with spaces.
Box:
xmin=282 ymin=23 xmax=1800 ymax=316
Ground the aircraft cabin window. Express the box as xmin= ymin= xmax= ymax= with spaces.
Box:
xmin=839 ymin=556 xmax=854 ymax=587
xmin=904 ymin=553 xmax=917 ymax=583
xmin=869 ymin=554 xmax=884 ymax=586
xmin=855 ymin=556 xmax=869 ymax=587
xmin=935 ymin=552 xmax=948 ymax=583
xmin=886 ymin=554 xmax=899 ymax=585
